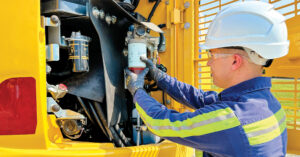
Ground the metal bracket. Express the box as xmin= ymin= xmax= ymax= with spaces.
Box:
xmin=41 ymin=16 xmax=62 ymax=61
xmin=47 ymin=97 xmax=86 ymax=122
xmin=46 ymin=44 xmax=60 ymax=61
xmin=167 ymin=1 xmax=191 ymax=27
xmin=171 ymin=8 xmax=182 ymax=24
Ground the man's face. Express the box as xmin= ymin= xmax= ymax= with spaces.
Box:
xmin=207 ymin=48 xmax=235 ymax=88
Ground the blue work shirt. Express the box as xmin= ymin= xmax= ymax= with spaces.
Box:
xmin=134 ymin=76 xmax=287 ymax=157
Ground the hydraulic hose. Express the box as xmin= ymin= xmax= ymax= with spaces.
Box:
xmin=93 ymin=101 xmax=125 ymax=147
xmin=86 ymin=100 xmax=110 ymax=139
xmin=93 ymin=101 xmax=114 ymax=141
xmin=77 ymin=96 xmax=96 ymax=125
xmin=147 ymin=0 xmax=161 ymax=22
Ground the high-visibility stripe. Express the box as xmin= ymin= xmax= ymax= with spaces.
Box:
xmin=150 ymin=113 xmax=236 ymax=131
xmin=247 ymin=116 xmax=285 ymax=138
xmin=243 ymin=108 xmax=286 ymax=145
xmin=135 ymin=102 xmax=241 ymax=137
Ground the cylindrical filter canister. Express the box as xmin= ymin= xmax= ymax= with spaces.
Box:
xmin=66 ymin=32 xmax=91 ymax=72
xmin=128 ymin=39 xmax=147 ymax=74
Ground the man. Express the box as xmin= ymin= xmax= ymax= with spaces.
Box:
xmin=125 ymin=1 xmax=289 ymax=156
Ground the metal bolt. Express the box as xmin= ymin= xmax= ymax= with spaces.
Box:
xmin=111 ymin=16 xmax=117 ymax=24
xmin=123 ymin=49 xmax=128 ymax=56
xmin=50 ymin=15 xmax=59 ymax=24
xmin=105 ymin=15 xmax=112 ymax=25
xmin=51 ymin=104 xmax=61 ymax=112
xmin=166 ymin=100 xmax=171 ymax=104
xmin=184 ymin=22 xmax=190 ymax=29
xmin=46 ymin=65 xmax=52 ymax=74
xmin=165 ymin=0 xmax=169 ymax=5
xmin=92 ymin=7 xmax=100 ymax=18
xmin=99 ymin=10 xmax=105 ymax=19
xmin=184 ymin=2 xmax=190 ymax=9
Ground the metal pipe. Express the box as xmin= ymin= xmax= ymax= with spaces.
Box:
xmin=136 ymin=113 xmax=141 ymax=146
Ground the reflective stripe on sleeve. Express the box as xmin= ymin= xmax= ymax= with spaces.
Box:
xmin=243 ymin=108 xmax=286 ymax=145
xmin=135 ymin=102 xmax=241 ymax=138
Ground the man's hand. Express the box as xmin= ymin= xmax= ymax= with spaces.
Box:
xmin=125 ymin=68 xmax=149 ymax=96
xmin=140 ymin=56 xmax=166 ymax=82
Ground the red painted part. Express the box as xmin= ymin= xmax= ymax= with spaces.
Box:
xmin=59 ymin=83 xmax=67 ymax=91
xmin=129 ymin=67 xmax=145 ymax=74
xmin=0 ymin=77 xmax=37 ymax=135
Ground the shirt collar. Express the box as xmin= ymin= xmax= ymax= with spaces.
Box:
xmin=218 ymin=77 xmax=271 ymax=101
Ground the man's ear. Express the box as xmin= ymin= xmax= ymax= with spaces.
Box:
xmin=232 ymin=54 xmax=243 ymax=70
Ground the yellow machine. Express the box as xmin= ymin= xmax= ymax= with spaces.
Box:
xmin=0 ymin=0 xmax=299 ymax=156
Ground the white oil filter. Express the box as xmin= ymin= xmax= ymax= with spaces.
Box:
xmin=128 ymin=39 xmax=147 ymax=74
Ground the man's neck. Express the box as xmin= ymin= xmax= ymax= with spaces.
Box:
xmin=226 ymin=73 xmax=262 ymax=89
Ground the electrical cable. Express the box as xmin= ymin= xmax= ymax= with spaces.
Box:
xmin=147 ymin=0 xmax=161 ymax=22
xmin=132 ymin=0 xmax=140 ymax=11
xmin=146 ymin=0 xmax=162 ymax=33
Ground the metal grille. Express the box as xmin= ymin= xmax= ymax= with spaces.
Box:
xmin=271 ymin=78 xmax=300 ymax=130
xmin=195 ymin=0 xmax=300 ymax=132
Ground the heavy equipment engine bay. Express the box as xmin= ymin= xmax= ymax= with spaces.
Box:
xmin=43 ymin=0 xmax=166 ymax=146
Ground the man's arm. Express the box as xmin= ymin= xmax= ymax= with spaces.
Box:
xmin=134 ymin=89 xmax=242 ymax=154
xmin=157 ymin=75 xmax=218 ymax=109
xmin=140 ymin=57 xmax=218 ymax=109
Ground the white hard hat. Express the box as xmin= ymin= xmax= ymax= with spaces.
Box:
xmin=201 ymin=1 xmax=289 ymax=60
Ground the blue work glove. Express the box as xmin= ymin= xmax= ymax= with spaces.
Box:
xmin=140 ymin=56 xmax=166 ymax=82
xmin=125 ymin=68 xmax=149 ymax=96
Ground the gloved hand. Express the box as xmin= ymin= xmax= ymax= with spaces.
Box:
xmin=125 ymin=68 xmax=149 ymax=96
xmin=140 ymin=56 xmax=166 ymax=82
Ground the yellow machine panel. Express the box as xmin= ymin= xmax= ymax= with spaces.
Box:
xmin=0 ymin=0 xmax=195 ymax=156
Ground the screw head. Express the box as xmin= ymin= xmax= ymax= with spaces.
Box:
xmin=123 ymin=49 xmax=128 ymax=56
xmin=105 ymin=15 xmax=112 ymax=25
xmin=166 ymin=100 xmax=171 ymax=104
xmin=184 ymin=2 xmax=190 ymax=9
xmin=51 ymin=104 xmax=61 ymax=112
xmin=99 ymin=10 xmax=105 ymax=19
xmin=111 ymin=16 xmax=117 ymax=24
xmin=184 ymin=22 xmax=190 ymax=29
xmin=50 ymin=15 xmax=59 ymax=24
xmin=92 ymin=7 xmax=100 ymax=18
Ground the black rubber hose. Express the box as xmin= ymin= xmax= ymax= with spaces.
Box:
xmin=93 ymin=101 xmax=125 ymax=147
xmin=146 ymin=0 xmax=161 ymax=33
xmin=132 ymin=0 xmax=140 ymax=11
xmin=147 ymin=0 xmax=161 ymax=22
xmin=77 ymin=96 xmax=95 ymax=125
xmin=114 ymin=124 xmax=132 ymax=146
xmin=109 ymin=126 xmax=125 ymax=147
xmin=157 ymin=24 xmax=166 ymax=51
xmin=86 ymin=100 xmax=110 ymax=139
xmin=93 ymin=101 xmax=114 ymax=141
